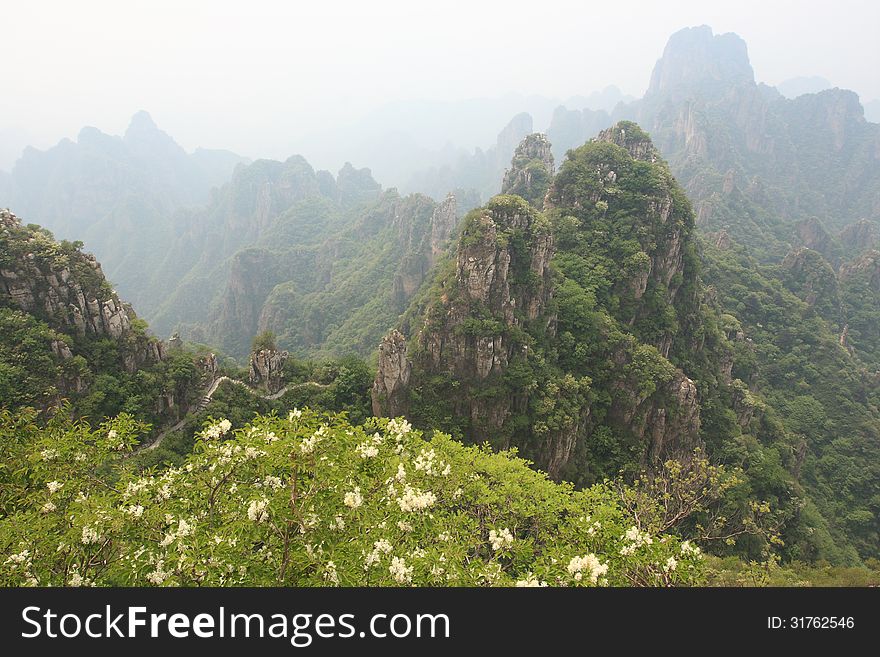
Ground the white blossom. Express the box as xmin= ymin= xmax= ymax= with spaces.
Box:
xmin=301 ymin=426 xmax=326 ymax=454
xmin=664 ymin=556 xmax=678 ymax=572
xmin=567 ymin=554 xmax=608 ymax=584
xmin=46 ymin=480 xmax=63 ymax=494
xmin=489 ymin=528 xmax=514 ymax=551
xmin=147 ymin=560 xmax=169 ymax=585
xmin=68 ymin=572 xmax=91 ymax=587
xmin=40 ymin=448 xmax=59 ymax=460
xmin=41 ymin=501 xmax=57 ymax=513
xmin=355 ymin=441 xmax=379 ymax=458
xmin=680 ymin=540 xmax=701 ymax=557
xmin=397 ymin=484 xmax=436 ymax=512
xmin=515 ymin=573 xmax=548 ymax=587
xmin=323 ymin=561 xmax=339 ymax=585
xmin=620 ymin=526 xmax=653 ymax=555
xmin=263 ymin=475 xmax=283 ymax=490
xmin=81 ymin=525 xmax=101 ymax=545
xmin=386 ymin=418 xmax=412 ymax=438
xmin=5 ymin=550 xmax=30 ymax=566
xmin=247 ymin=499 xmax=269 ymax=523
xmin=389 ymin=556 xmax=413 ymax=584
xmin=344 ymin=487 xmax=363 ymax=509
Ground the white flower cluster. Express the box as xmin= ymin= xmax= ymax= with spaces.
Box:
xmin=364 ymin=539 xmax=394 ymax=569
xmin=344 ymin=486 xmax=363 ymax=509
xmin=355 ymin=440 xmax=379 ymax=459
xmin=124 ymin=504 xmax=145 ymax=518
xmin=664 ymin=556 xmax=678 ymax=572
xmin=567 ymin=554 xmax=608 ymax=584
xmin=488 ymin=528 xmax=514 ymax=551
xmin=386 ymin=418 xmax=412 ymax=438
xmin=108 ymin=429 xmax=125 ymax=450
xmin=288 ymin=408 xmax=303 ymax=420
xmin=68 ymin=572 xmax=93 ymax=587
xmin=146 ymin=559 xmax=170 ymax=585
xmin=6 ymin=550 xmax=30 ymax=565
xmin=81 ymin=525 xmax=101 ymax=545
xmin=301 ymin=426 xmax=326 ymax=454
xmin=323 ymin=561 xmax=339 ymax=585
xmin=262 ymin=475 xmax=283 ymax=490
xmin=40 ymin=448 xmax=59 ymax=461
xmin=124 ymin=479 xmax=150 ymax=498
xmin=41 ymin=501 xmax=56 ymax=513
xmin=160 ymin=518 xmax=194 ymax=547
xmin=396 ymin=484 xmax=436 ymax=512
xmin=202 ymin=419 xmax=232 ymax=440
xmin=247 ymin=499 xmax=269 ymax=523
xmin=46 ymin=480 xmax=63 ymax=494
xmin=413 ymin=448 xmax=451 ymax=477
xmin=389 ymin=556 xmax=413 ymax=584
xmin=515 ymin=573 xmax=548 ymax=587
xmin=680 ymin=540 xmax=702 ymax=557
xmin=620 ymin=526 xmax=654 ymax=555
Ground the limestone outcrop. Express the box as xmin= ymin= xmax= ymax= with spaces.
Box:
xmin=248 ymin=348 xmax=288 ymax=393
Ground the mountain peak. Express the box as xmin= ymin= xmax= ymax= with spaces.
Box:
xmin=595 ymin=121 xmax=660 ymax=162
xmin=125 ymin=110 xmax=159 ymax=135
xmin=647 ymin=25 xmax=754 ymax=98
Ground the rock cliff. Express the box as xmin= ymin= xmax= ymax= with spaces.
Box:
xmin=371 ymin=329 xmax=411 ymax=417
xmin=248 ymin=348 xmax=288 ymax=394
xmin=375 ymin=124 xmax=712 ymax=481
xmin=501 ymin=133 xmax=555 ymax=206
xmin=0 ymin=208 xmax=165 ymax=373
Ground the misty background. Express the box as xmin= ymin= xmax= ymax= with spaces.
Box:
xmin=2 ymin=0 xmax=879 ymax=178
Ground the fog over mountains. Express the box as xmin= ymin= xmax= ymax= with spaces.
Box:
xmin=3 ymin=21 xmax=880 ymax=575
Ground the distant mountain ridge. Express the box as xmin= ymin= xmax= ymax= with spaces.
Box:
xmin=0 ymin=111 xmax=247 ymax=316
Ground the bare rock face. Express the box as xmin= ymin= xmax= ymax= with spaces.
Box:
xmin=608 ymin=365 xmax=702 ymax=465
xmin=248 ymin=348 xmax=288 ymax=393
xmin=840 ymin=249 xmax=880 ymax=291
xmin=197 ymin=352 xmax=220 ymax=380
xmin=646 ymin=25 xmax=754 ymax=99
xmin=838 ymin=219 xmax=879 ymax=255
xmin=501 ymin=133 xmax=555 ymax=206
xmin=430 ymin=193 xmax=458 ymax=259
xmin=371 ymin=329 xmax=412 ymax=417
xmin=420 ymin=195 xmax=553 ymax=381
xmin=0 ymin=208 xmax=164 ymax=373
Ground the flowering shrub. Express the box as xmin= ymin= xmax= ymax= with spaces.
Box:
xmin=0 ymin=407 xmax=703 ymax=587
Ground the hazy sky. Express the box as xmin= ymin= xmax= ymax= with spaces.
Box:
xmin=2 ymin=0 xmax=878 ymax=168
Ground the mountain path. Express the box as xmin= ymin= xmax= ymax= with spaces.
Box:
xmin=137 ymin=376 xmax=330 ymax=453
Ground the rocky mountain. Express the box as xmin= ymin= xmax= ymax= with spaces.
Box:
xmin=148 ymin=152 xmax=465 ymax=360
xmin=500 ymin=133 xmax=555 ymax=205
xmin=0 ymin=112 xmax=246 ymax=315
xmin=375 ymin=125 xmax=710 ymax=482
xmin=544 ymin=26 xmax=880 ymax=261
xmin=0 ymin=209 xmax=202 ymax=421
xmin=371 ymin=121 xmax=880 ymax=565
